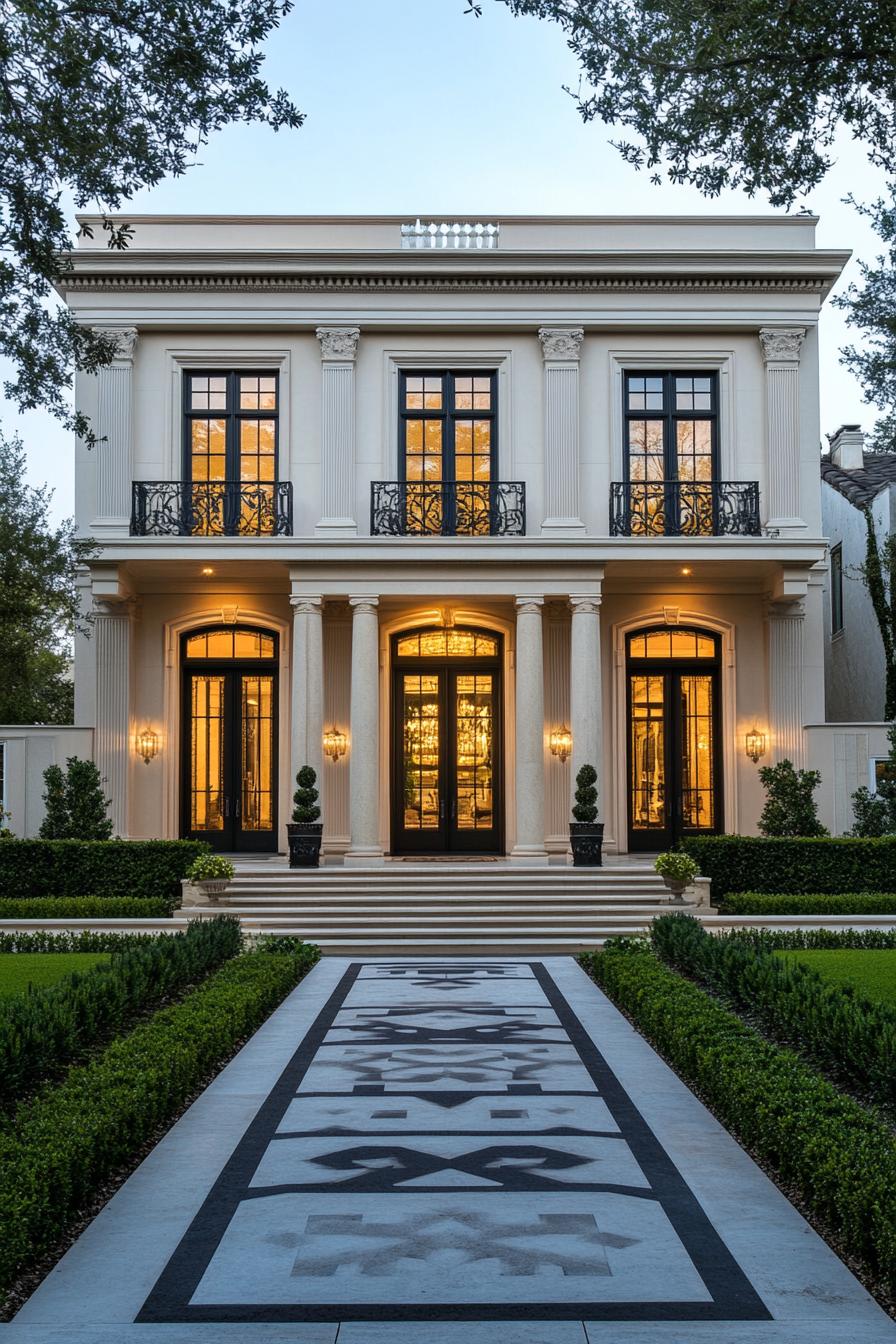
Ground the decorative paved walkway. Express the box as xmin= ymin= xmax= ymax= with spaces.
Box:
xmin=4 ymin=957 xmax=896 ymax=1343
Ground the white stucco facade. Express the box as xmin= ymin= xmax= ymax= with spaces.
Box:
xmin=1 ymin=214 xmax=852 ymax=853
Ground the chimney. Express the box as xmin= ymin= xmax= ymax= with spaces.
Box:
xmin=829 ymin=424 xmax=865 ymax=470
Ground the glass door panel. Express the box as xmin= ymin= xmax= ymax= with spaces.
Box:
xmin=453 ymin=672 xmax=495 ymax=837
xmin=679 ymin=674 xmax=715 ymax=832
xmin=189 ymin=674 xmax=226 ymax=841
xmin=400 ymin=673 xmax=443 ymax=837
xmin=240 ymin=675 xmax=275 ymax=836
xmin=629 ymin=674 xmax=668 ymax=841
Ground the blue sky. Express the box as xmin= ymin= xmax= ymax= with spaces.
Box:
xmin=6 ymin=0 xmax=886 ymax=522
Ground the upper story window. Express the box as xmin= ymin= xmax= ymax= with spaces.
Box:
xmin=185 ymin=372 xmax=278 ymax=485
xmin=831 ymin=543 xmax=844 ymax=635
xmin=610 ymin=370 xmax=758 ymax=538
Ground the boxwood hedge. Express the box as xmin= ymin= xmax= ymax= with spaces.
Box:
xmin=0 ymin=942 xmax=319 ymax=1306
xmin=720 ymin=891 xmax=896 ymax=915
xmin=0 ymin=930 xmax=160 ymax=954
xmin=0 ymin=840 xmax=208 ymax=905
xmin=681 ymin=835 xmax=896 ymax=901
xmin=0 ymin=916 xmax=243 ymax=1110
xmin=582 ymin=942 xmax=896 ymax=1295
xmin=0 ymin=896 xmax=170 ymax=920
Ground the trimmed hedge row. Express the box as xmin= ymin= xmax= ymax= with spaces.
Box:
xmin=0 ymin=916 xmax=243 ymax=1111
xmin=582 ymin=943 xmax=896 ymax=1295
xmin=0 ymin=897 xmax=171 ymax=920
xmin=725 ymin=926 xmax=896 ymax=952
xmin=650 ymin=913 xmax=896 ymax=1110
xmin=0 ymin=840 xmax=208 ymax=904
xmin=0 ymin=930 xmax=160 ymax=954
xmin=721 ymin=892 xmax=896 ymax=915
xmin=0 ymin=943 xmax=319 ymax=1307
xmin=681 ymin=835 xmax=896 ymax=901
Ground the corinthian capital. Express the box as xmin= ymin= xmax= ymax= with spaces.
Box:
xmin=759 ymin=327 xmax=805 ymax=365
xmin=538 ymin=327 xmax=584 ymax=363
xmin=94 ymin=327 xmax=138 ymax=363
xmin=316 ymin=326 xmax=361 ymax=361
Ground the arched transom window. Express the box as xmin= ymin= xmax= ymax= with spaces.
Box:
xmin=184 ymin=628 xmax=277 ymax=660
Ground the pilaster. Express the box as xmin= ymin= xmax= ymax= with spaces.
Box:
xmin=316 ymin=327 xmax=360 ymax=537
xmin=289 ymin=594 xmax=324 ymax=794
xmin=760 ymin=327 xmax=806 ymax=533
xmin=767 ymin=599 xmax=806 ymax=766
xmin=569 ymin=592 xmax=603 ymax=819
xmin=92 ymin=597 xmax=135 ymax=836
xmin=93 ymin=328 xmax=138 ymax=538
xmin=511 ymin=595 xmax=549 ymax=863
xmin=345 ymin=595 xmax=383 ymax=863
xmin=539 ymin=327 xmax=585 ymax=536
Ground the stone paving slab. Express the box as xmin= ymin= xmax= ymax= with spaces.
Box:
xmin=2 ymin=955 xmax=895 ymax=1343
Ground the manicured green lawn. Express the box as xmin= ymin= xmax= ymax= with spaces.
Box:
xmin=0 ymin=952 xmax=111 ymax=998
xmin=777 ymin=949 xmax=896 ymax=1010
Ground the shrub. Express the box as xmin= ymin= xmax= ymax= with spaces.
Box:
xmin=0 ymin=915 xmax=243 ymax=1111
xmin=186 ymin=853 xmax=235 ymax=884
xmin=582 ymin=943 xmax=896 ymax=1296
xmin=0 ymin=839 xmax=208 ymax=903
xmin=680 ymin=835 xmax=896 ymax=901
xmin=654 ymin=851 xmax=698 ymax=886
xmin=720 ymin=891 xmax=896 ymax=916
xmin=0 ymin=896 xmax=170 ymax=920
xmin=39 ymin=758 xmax=113 ymax=841
xmin=727 ymin=926 xmax=896 ymax=952
xmin=0 ymin=929 xmax=163 ymax=954
xmin=572 ymin=764 xmax=598 ymax=823
xmin=757 ymin=758 xmax=827 ymax=837
xmin=851 ymin=723 xmax=896 ymax=837
xmin=649 ymin=912 xmax=896 ymax=1110
xmin=0 ymin=942 xmax=320 ymax=1306
xmin=292 ymin=765 xmax=321 ymax=823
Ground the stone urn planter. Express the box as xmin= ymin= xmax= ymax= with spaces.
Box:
xmin=654 ymin=852 xmax=699 ymax=905
xmin=185 ymin=854 xmax=235 ymax=904
xmin=569 ymin=764 xmax=603 ymax=867
xmin=289 ymin=766 xmax=323 ymax=869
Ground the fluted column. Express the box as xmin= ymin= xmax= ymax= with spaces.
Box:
xmin=569 ymin=594 xmax=602 ymax=814
xmin=768 ymin=600 xmax=806 ymax=766
xmin=289 ymin=596 xmax=324 ymax=797
xmin=316 ymin=327 xmax=360 ymax=537
xmin=93 ymin=328 xmax=138 ymax=536
xmin=539 ymin=327 xmax=585 ymax=535
xmin=93 ymin=599 xmax=133 ymax=837
xmin=345 ymin=596 xmax=383 ymax=864
xmin=512 ymin=596 xmax=548 ymax=863
xmin=760 ymin=327 xmax=806 ymax=532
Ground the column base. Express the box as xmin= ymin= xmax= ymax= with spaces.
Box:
xmin=344 ymin=848 xmax=385 ymax=867
xmin=509 ymin=845 xmax=550 ymax=866
xmin=540 ymin=517 xmax=586 ymax=537
xmin=315 ymin=517 xmax=358 ymax=537
xmin=765 ymin=516 xmax=807 ymax=533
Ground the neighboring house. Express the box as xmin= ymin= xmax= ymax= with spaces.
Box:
xmin=0 ymin=214 xmax=855 ymax=853
xmin=821 ymin=427 xmax=896 ymax=722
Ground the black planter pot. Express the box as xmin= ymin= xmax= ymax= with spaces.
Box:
xmin=287 ymin=822 xmax=323 ymax=869
xmin=570 ymin=821 xmax=604 ymax=867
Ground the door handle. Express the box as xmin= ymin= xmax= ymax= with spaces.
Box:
xmin=223 ymin=797 xmax=230 ymax=818
xmin=439 ymin=797 xmax=445 ymax=821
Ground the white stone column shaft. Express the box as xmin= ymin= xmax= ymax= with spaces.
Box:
xmin=760 ymin=327 xmax=806 ymax=531
xmin=316 ymin=327 xmax=360 ymax=536
xmin=93 ymin=600 xmax=132 ymax=836
xmin=346 ymin=596 xmax=383 ymax=863
xmin=539 ymin=328 xmax=585 ymax=535
xmin=768 ymin=601 xmax=806 ymax=766
xmin=512 ymin=596 xmax=548 ymax=863
xmin=569 ymin=595 xmax=602 ymax=811
xmin=94 ymin=328 xmax=138 ymax=534
xmin=289 ymin=596 xmax=324 ymax=794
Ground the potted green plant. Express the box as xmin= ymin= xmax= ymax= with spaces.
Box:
xmin=186 ymin=853 xmax=235 ymax=900
xmin=288 ymin=765 xmax=323 ymax=868
xmin=654 ymin=851 xmax=699 ymax=903
xmin=570 ymin=764 xmax=604 ymax=866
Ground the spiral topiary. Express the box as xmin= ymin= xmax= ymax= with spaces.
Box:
xmin=292 ymin=765 xmax=321 ymax=824
xmin=572 ymin=763 xmax=598 ymax=823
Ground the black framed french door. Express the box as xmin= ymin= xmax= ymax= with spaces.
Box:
xmin=391 ymin=631 xmax=503 ymax=854
xmin=180 ymin=628 xmax=278 ymax=852
xmin=626 ymin=628 xmax=722 ymax=851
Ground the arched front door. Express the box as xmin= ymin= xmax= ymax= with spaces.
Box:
xmin=626 ymin=626 xmax=722 ymax=851
xmin=391 ymin=626 xmax=503 ymax=854
xmin=181 ymin=626 xmax=278 ymax=852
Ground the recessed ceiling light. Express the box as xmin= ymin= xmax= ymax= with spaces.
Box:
xmin=681 ymin=567 xmax=692 ymax=576
xmin=201 ymin=566 xmax=214 ymax=576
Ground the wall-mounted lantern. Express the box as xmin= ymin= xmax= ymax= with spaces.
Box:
xmin=137 ymin=726 xmax=159 ymax=765
xmin=745 ymin=727 xmax=767 ymax=764
xmin=549 ymin=725 xmax=573 ymax=763
xmin=323 ymin=726 xmax=348 ymax=762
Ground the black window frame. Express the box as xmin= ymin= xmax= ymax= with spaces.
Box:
xmin=831 ymin=542 xmax=844 ymax=635
xmin=182 ymin=369 xmax=280 ymax=485
xmin=623 ymin=370 xmax=719 ymax=484
xmin=398 ymin=370 xmax=498 ymax=484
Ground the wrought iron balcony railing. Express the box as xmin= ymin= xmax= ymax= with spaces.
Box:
xmin=610 ymin=480 xmax=761 ymax=538
xmin=370 ymin=480 xmax=526 ymax=537
xmin=130 ymin=481 xmax=293 ymax=537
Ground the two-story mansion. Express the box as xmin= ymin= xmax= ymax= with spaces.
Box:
xmin=44 ymin=214 xmax=847 ymax=859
